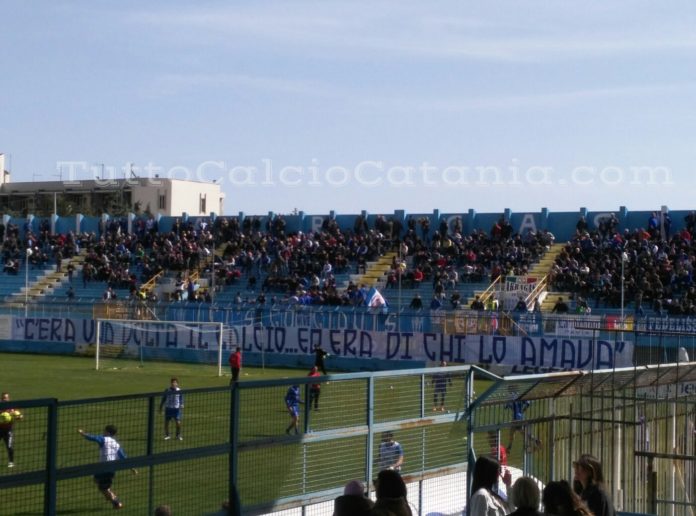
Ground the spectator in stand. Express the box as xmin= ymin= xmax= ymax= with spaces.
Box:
xmin=3 ymin=259 xmax=18 ymax=275
xmin=471 ymin=295 xmax=485 ymax=311
xmin=409 ymin=294 xmax=423 ymax=310
xmin=514 ymin=297 xmax=528 ymax=312
xmin=533 ymin=298 xmax=542 ymax=313
xmin=576 ymin=216 xmax=588 ymax=235
xmin=412 ymin=267 xmax=423 ymax=288
xmin=552 ymin=297 xmax=569 ymax=313
xmin=486 ymin=294 xmax=499 ymax=312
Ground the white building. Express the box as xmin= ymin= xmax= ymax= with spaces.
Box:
xmin=0 ymin=173 xmax=225 ymax=217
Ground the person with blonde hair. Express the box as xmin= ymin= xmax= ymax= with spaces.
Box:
xmin=508 ymin=477 xmax=543 ymax=516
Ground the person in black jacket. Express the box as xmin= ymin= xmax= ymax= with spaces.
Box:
xmin=314 ymin=345 xmax=329 ymax=375
xmin=573 ymin=454 xmax=614 ymax=516
xmin=333 ymin=479 xmax=373 ymax=516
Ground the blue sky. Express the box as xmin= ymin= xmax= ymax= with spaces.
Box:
xmin=2 ymin=1 xmax=696 ymax=216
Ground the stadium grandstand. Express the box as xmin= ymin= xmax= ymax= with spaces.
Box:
xmin=1 ymin=204 xmax=695 ymax=515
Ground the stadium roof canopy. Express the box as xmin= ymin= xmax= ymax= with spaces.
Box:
xmin=472 ymin=362 xmax=696 ymax=408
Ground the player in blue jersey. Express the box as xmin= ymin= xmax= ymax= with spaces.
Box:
xmin=284 ymin=385 xmax=303 ymax=435
xmin=78 ymin=424 xmax=136 ymax=510
xmin=160 ymin=377 xmax=184 ymax=440
xmin=505 ymin=396 xmax=530 ymax=452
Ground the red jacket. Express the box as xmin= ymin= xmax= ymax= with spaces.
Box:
xmin=229 ymin=351 xmax=242 ymax=369
xmin=308 ymin=370 xmax=321 ymax=390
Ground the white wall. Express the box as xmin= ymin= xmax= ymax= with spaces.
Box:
xmin=131 ymin=179 xmax=223 ymax=216
xmin=0 ymin=154 xmax=6 ymax=184
xmin=169 ymin=180 xmax=224 ymax=216
xmin=131 ymin=180 xmax=171 ymax=216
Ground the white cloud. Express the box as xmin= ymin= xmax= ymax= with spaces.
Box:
xmin=366 ymin=82 xmax=696 ymax=112
xmin=123 ymin=2 xmax=696 ymax=63
xmin=148 ymin=73 xmax=335 ymax=98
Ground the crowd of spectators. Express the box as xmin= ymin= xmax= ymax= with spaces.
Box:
xmin=209 ymin=214 xmax=557 ymax=309
xmin=550 ymin=212 xmax=696 ymax=316
xmin=0 ymin=216 xmax=219 ymax=302
xmin=1 ymin=213 xmax=555 ymax=310
xmin=214 ymin=215 xmax=390 ymax=307
xmin=385 ymin=217 xmax=554 ymax=309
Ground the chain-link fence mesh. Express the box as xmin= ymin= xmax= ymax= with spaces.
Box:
xmin=234 ymin=367 xmax=472 ymax=515
xmin=2 ymin=364 xmax=696 ymax=515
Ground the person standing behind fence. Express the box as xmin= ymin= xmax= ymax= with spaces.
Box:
xmin=432 ymin=360 xmax=452 ymax=412
xmin=378 ymin=431 xmax=404 ymax=472
xmin=78 ymin=425 xmax=136 ymax=510
xmin=334 ymin=479 xmax=374 ymax=516
xmin=468 ymin=456 xmax=512 ymax=516
xmin=160 ymin=377 xmax=184 ymax=441
xmin=307 ymin=366 xmax=321 ymax=410
xmin=370 ymin=469 xmax=413 ymax=516
xmin=573 ymin=454 xmax=614 ymax=516
xmin=542 ymin=480 xmax=592 ymax=516
xmin=508 ymin=477 xmax=543 ymax=516
xmin=0 ymin=392 xmax=23 ymax=468
xmin=229 ymin=347 xmax=242 ymax=385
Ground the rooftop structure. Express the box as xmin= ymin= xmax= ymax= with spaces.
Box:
xmin=0 ymin=158 xmax=224 ymax=217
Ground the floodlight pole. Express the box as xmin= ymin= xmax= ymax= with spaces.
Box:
xmin=620 ymin=251 xmax=628 ymax=339
xmin=620 ymin=255 xmax=624 ymax=323
xmin=25 ymin=248 xmax=32 ymax=317
xmin=398 ymin=242 xmax=402 ymax=331
xmin=210 ymin=254 xmax=215 ymax=302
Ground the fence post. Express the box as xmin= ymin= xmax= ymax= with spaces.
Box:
xmin=44 ymin=398 xmax=58 ymax=516
xmin=229 ymin=383 xmax=241 ymax=516
xmin=366 ymin=376 xmax=375 ymax=495
xmin=147 ymin=396 xmax=155 ymax=515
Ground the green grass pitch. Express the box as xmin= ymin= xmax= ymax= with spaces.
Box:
xmin=0 ymin=353 xmax=479 ymax=514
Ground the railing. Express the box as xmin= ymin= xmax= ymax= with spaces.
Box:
xmin=479 ymin=274 xmax=502 ymax=304
xmin=140 ymin=270 xmax=163 ymax=294
xmin=2 ymin=366 xmax=693 ymax=515
xmin=525 ymin=273 xmax=548 ymax=308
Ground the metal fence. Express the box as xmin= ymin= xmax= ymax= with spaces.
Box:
xmin=1 ymin=364 xmax=695 ymax=515
xmin=0 ymin=366 xmax=476 ymax=515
